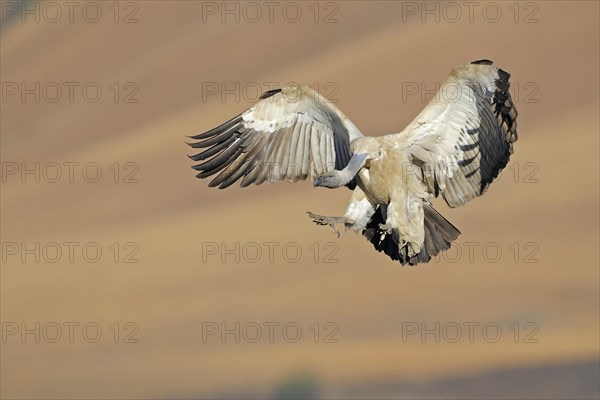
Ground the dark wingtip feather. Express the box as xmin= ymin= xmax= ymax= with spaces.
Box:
xmin=186 ymin=141 xmax=214 ymax=149
xmin=471 ymin=59 xmax=494 ymax=65
xmin=497 ymin=68 xmax=511 ymax=80
xmin=188 ymin=115 xmax=243 ymax=140
xmin=259 ymin=88 xmax=282 ymax=100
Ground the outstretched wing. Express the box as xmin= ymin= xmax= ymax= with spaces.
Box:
xmin=398 ymin=60 xmax=518 ymax=207
xmin=188 ymin=85 xmax=363 ymax=189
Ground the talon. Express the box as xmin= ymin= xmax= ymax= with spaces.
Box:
xmin=313 ymin=172 xmax=340 ymax=188
xmin=331 ymin=223 xmax=340 ymax=238
xmin=307 ymin=212 xmax=353 ymax=237
xmin=379 ymin=223 xmax=393 ymax=234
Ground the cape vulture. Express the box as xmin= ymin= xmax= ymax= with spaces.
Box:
xmin=188 ymin=60 xmax=518 ymax=265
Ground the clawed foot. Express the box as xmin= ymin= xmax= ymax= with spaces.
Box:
xmin=378 ymin=223 xmax=393 ymax=234
xmin=313 ymin=153 xmax=369 ymax=189
xmin=313 ymin=172 xmax=340 ymax=189
xmin=378 ymin=223 xmax=395 ymax=241
xmin=307 ymin=212 xmax=355 ymax=238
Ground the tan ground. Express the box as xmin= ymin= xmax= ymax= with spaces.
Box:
xmin=1 ymin=1 xmax=598 ymax=398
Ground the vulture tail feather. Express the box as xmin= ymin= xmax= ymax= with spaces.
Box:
xmin=362 ymin=204 xmax=461 ymax=266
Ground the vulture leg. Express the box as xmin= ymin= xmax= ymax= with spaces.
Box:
xmin=313 ymin=153 xmax=369 ymax=188
xmin=342 ymin=186 xmax=377 ymax=232
xmin=306 ymin=212 xmax=356 ymax=238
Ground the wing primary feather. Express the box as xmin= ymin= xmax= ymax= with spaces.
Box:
xmin=211 ymin=143 xmax=259 ymax=188
xmin=294 ymin=121 xmax=307 ymax=179
xmin=301 ymin=123 xmax=311 ymax=177
xmin=268 ymin=127 xmax=289 ymax=181
xmin=274 ymin=125 xmax=294 ymax=180
xmin=310 ymin=124 xmax=322 ymax=176
xmin=255 ymin=136 xmax=283 ymax=185
xmin=205 ymin=148 xmax=245 ymax=186
xmin=194 ymin=138 xmax=242 ymax=171
xmin=187 ymin=126 xmax=238 ymax=149
xmin=240 ymin=138 xmax=268 ymax=186
xmin=188 ymin=134 xmax=238 ymax=161
xmin=325 ymin=134 xmax=333 ymax=172
xmin=194 ymin=148 xmax=242 ymax=179
xmin=217 ymin=144 xmax=264 ymax=188
xmin=319 ymin=131 xmax=329 ymax=173
xmin=285 ymin=119 xmax=302 ymax=181
xmin=188 ymin=115 xmax=243 ymax=140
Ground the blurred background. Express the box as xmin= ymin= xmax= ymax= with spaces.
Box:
xmin=1 ymin=1 xmax=598 ymax=399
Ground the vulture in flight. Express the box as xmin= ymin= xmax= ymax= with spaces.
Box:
xmin=187 ymin=60 xmax=518 ymax=265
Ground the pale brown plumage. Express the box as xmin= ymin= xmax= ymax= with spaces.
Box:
xmin=188 ymin=60 xmax=518 ymax=265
